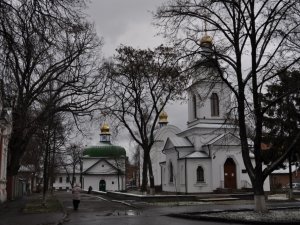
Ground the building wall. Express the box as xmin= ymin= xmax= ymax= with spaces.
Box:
xmin=270 ymin=170 xmax=300 ymax=190
xmin=162 ymin=149 xmax=179 ymax=192
xmin=82 ymin=158 xmax=99 ymax=171
xmin=210 ymin=145 xmax=270 ymax=191
xmin=187 ymin=81 xmax=231 ymax=124
xmin=53 ymin=174 xmax=81 ymax=190
xmin=81 ymin=156 xmax=126 ymax=191
xmin=0 ymin=118 xmax=11 ymax=202
xmin=186 ymin=158 xmax=212 ymax=193
xmin=83 ymin=174 xmax=125 ymax=191
xmin=162 ymin=144 xmax=270 ymax=193
xmin=162 ymin=151 xmax=213 ymax=193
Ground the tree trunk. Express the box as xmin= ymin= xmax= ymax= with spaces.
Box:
xmin=148 ymin=157 xmax=155 ymax=195
xmin=7 ymin=128 xmax=29 ymax=176
xmin=254 ymin=195 xmax=267 ymax=212
xmin=253 ymin=174 xmax=267 ymax=212
xmin=141 ymin=150 xmax=149 ymax=192
xmin=42 ymin=142 xmax=49 ymax=206
xmin=117 ymin=171 xmax=120 ymax=191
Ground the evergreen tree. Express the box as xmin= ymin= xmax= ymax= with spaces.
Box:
xmin=262 ymin=70 xmax=300 ymax=164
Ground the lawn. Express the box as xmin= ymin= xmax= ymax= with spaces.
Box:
xmin=23 ymin=196 xmax=62 ymax=213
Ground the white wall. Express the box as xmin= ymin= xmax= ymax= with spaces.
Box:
xmin=83 ymin=174 xmax=125 ymax=191
xmin=81 ymin=156 xmax=126 ymax=191
xmin=162 ymin=144 xmax=270 ymax=193
xmin=210 ymin=145 xmax=270 ymax=192
xmin=162 ymin=149 xmax=179 ymax=192
xmin=53 ymin=174 xmax=80 ymax=190
xmin=186 ymin=158 xmax=212 ymax=193
xmin=187 ymin=81 xmax=231 ymax=123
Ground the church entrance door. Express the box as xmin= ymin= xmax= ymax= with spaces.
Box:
xmin=99 ymin=180 xmax=106 ymax=191
xmin=224 ymin=158 xmax=237 ymax=189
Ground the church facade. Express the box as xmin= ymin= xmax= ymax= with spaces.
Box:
xmin=150 ymin=34 xmax=270 ymax=193
xmin=81 ymin=124 xmax=126 ymax=192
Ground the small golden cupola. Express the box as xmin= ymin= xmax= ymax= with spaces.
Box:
xmin=159 ymin=110 xmax=168 ymax=127
xmin=100 ymin=123 xmax=111 ymax=143
xmin=200 ymin=34 xmax=213 ymax=48
xmin=100 ymin=123 xmax=110 ymax=134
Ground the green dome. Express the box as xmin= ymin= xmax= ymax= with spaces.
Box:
xmin=83 ymin=145 xmax=126 ymax=158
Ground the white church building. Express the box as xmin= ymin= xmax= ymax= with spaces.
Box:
xmin=147 ymin=34 xmax=270 ymax=193
xmin=81 ymin=123 xmax=126 ymax=192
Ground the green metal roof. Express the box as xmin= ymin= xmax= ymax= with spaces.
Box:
xmin=83 ymin=145 xmax=126 ymax=158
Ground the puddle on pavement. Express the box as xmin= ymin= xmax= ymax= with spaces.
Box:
xmin=110 ymin=210 xmax=141 ymax=216
xmin=125 ymin=210 xmax=140 ymax=216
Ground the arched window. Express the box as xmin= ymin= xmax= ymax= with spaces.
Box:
xmin=196 ymin=166 xmax=204 ymax=182
xmin=211 ymin=93 xmax=219 ymax=116
xmin=169 ymin=162 xmax=174 ymax=183
xmin=192 ymin=94 xmax=197 ymax=119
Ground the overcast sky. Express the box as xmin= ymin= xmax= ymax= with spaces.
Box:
xmin=84 ymin=0 xmax=187 ymax=157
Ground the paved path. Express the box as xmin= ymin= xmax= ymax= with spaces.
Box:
xmin=1 ymin=191 xmax=299 ymax=225
xmin=58 ymin=192 xmax=251 ymax=225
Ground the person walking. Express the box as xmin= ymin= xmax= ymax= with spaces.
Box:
xmin=72 ymin=183 xmax=81 ymax=210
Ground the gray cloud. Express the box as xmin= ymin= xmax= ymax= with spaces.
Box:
xmin=84 ymin=0 xmax=188 ymax=157
xmin=86 ymin=0 xmax=166 ymax=57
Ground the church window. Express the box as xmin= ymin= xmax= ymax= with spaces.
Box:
xmin=211 ymin=93 xmax=219 ymax=116
xmin=196 ymin=166 xmax=204 ymax=182
xmin=192 ymin=94 xmax=197 ymax=119
xmin=169 ymin=162 xmax=174 ymax=183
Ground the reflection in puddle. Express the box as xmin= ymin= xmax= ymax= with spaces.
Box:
xmin=111 ymin=210 xmax=141 ymax=216
xmin=125 ymin=210 xmax=140 ymax=216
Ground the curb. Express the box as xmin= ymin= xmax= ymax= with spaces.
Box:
xmin=167 ymin=206 xmax=300 ymax=225
xmin=111 ymin=200 xmax=139 ymax=209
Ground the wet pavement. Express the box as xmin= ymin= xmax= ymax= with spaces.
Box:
xmin=1 ymin=191 xmax=299 ymax=225
xmin=58 ymin=191 xmax=253 ymax=225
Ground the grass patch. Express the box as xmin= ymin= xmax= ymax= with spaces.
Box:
xmin=23 ymin=196 xmax=62 ymax=213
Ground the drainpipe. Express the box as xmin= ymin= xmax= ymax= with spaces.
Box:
xmin=160 ymin=163 xmax=162 ymax=190
xmin=185 ymin=157 xmax=188 ymax=194
xmin=174 ymin=147 xmax=180 ymax=193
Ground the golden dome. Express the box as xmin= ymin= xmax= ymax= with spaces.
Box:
xmin=100 ymin=123 xmax=110 ymax=134
xmin=200 ymin=34 xmax=213 ymax=47
xmin=159 ymin=111 xmax=168 ymax=124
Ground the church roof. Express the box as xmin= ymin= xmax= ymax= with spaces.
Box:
xmin=168 ymin=136 xmax=193 ymax=147
xmin=207 ymin=133 xmax=225 ymax=145
xmin=153 ymin=124 xmax=182 ymax=140
xmin=83 ymin=145 xmax=126 ymax=158
xmin=205 ymin=133 xmax=241 ymax=146
xmin=184 ymin=151 xmax=209 ymax=158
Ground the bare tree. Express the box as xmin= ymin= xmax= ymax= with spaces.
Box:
xmin=61 ymin=144 xmax=82 ymax=188
xmin=112 ymin=155 xmax=126 ymax=191
xmin=155 ymin=0 xmax=300 ymax=211
xmin=102 ymin=45 xmax=185 ymax=193
xmin=0 ymin=0 xmax=106 ymax=179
